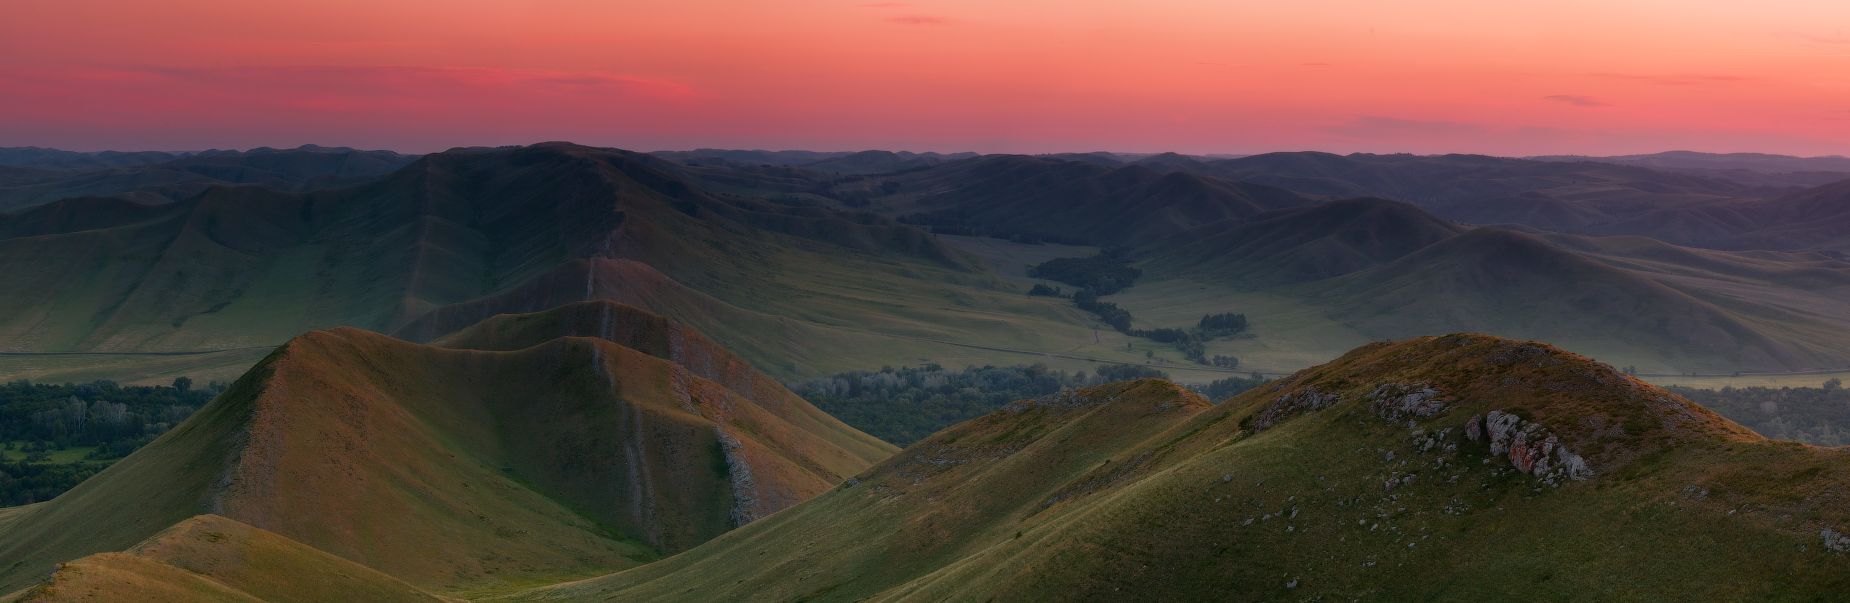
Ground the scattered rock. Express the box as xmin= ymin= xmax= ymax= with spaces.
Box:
xmin=1824 ymin=529 xmax=1850 ymax=553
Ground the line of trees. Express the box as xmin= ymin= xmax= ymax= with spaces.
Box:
xmin=1028 ymin=249 xmax=1142 ymax=295
xmin=0 ymin=378 xmax=220 ymax=505
xmin=1668 ymin=380 xmax=1849 ymax=445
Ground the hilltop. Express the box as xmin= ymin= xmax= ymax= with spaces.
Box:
xmin=0 ymin=304 xmax=893 ymax=596
xmin=518 ymin=334 xmax=1850 ymax=601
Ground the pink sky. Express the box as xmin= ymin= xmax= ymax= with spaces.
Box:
xmin=5 ymin=0 xmax=1850 ymax=155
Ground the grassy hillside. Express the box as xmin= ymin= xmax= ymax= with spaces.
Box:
xmin=0 ymin=311 xmax=892 ymax=596
xmin=12 ymin=515 xmax=448 ymax=603
xmin=516 ymin=334 xmax=1850 ymax=601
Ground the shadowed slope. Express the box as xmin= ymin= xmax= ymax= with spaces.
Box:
xmin=518 ymin=334 xmax=1850 ymax=601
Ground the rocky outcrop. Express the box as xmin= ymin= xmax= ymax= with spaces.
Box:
xmin=1464 ymin=410 xmax=1593 ymax=484
xmin=1249 ymin=388 xmax=1340 ymax=432
xmin=1366 ymin=383 xmax=1450 ymax=422
xmin=714 ymin=428 xmax=758 ymax=528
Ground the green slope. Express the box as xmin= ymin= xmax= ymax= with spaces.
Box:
xmin=14 ymin=515 xmax=448 ymax=603
xmin=0 ymin=307 xmax=892 ymax=595
xmin=517 ymin=334 xmax=1850 ymax=601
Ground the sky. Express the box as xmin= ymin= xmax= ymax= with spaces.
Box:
xmin=4 ymin=0 xmax=1850 ymax=156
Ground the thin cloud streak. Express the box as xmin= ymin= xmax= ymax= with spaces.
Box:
xmin=888 ymin=15 xmax=947 ymax=25
xmin=1544 ymin=95 xmax=1611 ymax=108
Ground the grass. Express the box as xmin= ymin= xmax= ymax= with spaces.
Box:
xmin=0 ymin=313 xmax=895 ymax=596
xmin=0 ymin=348 xmax=273 ymax=386
xmin=1641 ymin=370 xmax=1850 ymax=390
xmin=507 ymin=334 xmax=1850 ymax=601
xmin=0 ymin=443 xmax=100 ymax=464
xmin=16 ymin=515 xmax=449 ymax=603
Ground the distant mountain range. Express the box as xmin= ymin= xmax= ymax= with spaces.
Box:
xmin=4 ymin=143 xmax=1849 ymax=381
xmin=0 ymin=145 xmax=415 ymax=211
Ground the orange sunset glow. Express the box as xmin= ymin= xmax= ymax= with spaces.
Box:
xmin=5 ymin=0 xmax=1850 ymax=154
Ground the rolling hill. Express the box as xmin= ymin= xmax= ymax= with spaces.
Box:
xmin=869 ymin=155 xmax=1310 ymax=245
xmin=0 ymin=146 xmax=413 ymax=212
xmin=1120 ymin=197 xmax=1850 ymax=374
xmin=512 ymin=334 xmax=1850 ymax=601
xmin=3 ymin=142 xmax=1845 ymax=384
xmin=1150 ymin=197 xmax=1463 ymax=286
xmin=1201 ymin=152 xmax=1774 ymax=246
xmin=8 ymin=515 xmax=447 ymax=603
xmin=1723 ymin=178 xmax=1850 ymax=251
xmin=0 ymin=143 xmax=973 ymax=355
xmin=1533 ymin=151 xmax=1850 ymax=188
xmin=0 ymin=305 xmax=895 ymax=596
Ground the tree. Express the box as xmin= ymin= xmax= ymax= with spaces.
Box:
xmin=1027 ymin=284 xmax=1063 ymax=297
xmin=171 ymin=376 xmax=193 ymax=394
xmin=1826 ymin=378 xmax=1843 ymax=392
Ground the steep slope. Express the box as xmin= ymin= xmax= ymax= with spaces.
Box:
xmin=0 ymin=317 xmax=893 ymax=595
xmin=519 ymin=334 xmax=1850 ymax=601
